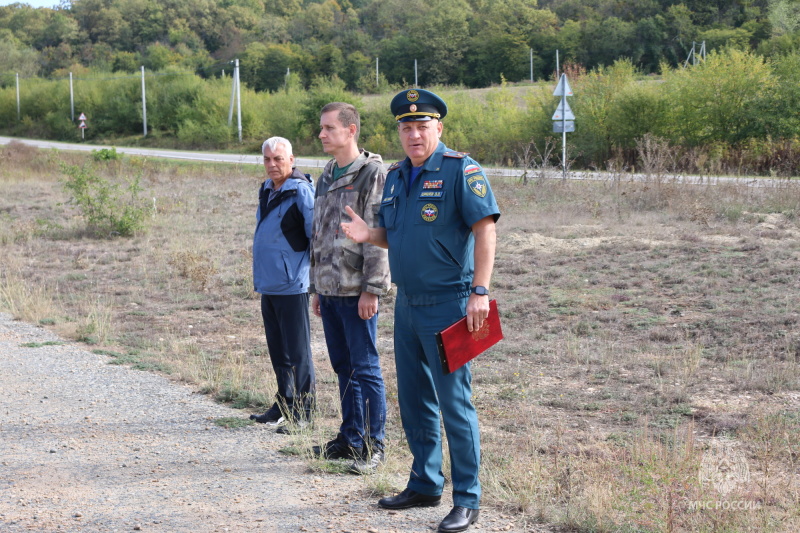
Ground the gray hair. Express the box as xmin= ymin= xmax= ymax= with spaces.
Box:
xmin=261 ymin=136 xmax=293 ymax=155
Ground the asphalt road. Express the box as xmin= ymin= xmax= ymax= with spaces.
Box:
xmin=2 ymin=135 xmax=786 ymax=186
xmin=0 ymin=135 xmax=328 ymax=170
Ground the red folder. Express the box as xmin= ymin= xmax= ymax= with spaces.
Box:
xmin=436 ymin=299 xmax=503 ymax=374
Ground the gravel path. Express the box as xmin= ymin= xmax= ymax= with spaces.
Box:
xmin=0 ymin=313 xmax=515 ymax=533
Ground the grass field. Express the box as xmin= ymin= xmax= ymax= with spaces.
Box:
xmin=1 ymin=140 xmax=799 ymax=532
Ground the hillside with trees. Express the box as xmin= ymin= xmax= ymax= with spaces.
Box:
xmin=1 ymin=0 xmax=797 ymax=90
xmin=2 ymin=0 xmax=800 ymax=176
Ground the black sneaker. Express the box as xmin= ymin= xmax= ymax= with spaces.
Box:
xmin=348 ymin=441 xmax=385 ymax=475
xmin=249 ymin=403 xmax=283 ymax=425
xmin=312 ymin=434 xmax=362 ymax=460
xmin=275 ymin=419 xmax=311 ymax=435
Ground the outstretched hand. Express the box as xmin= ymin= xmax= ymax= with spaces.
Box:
xmin=340 ymin=206 xmax=370 ymax=243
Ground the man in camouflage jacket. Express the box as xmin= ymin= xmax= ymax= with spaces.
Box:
xmin=309 ymin=102 xmax=390 ymax=474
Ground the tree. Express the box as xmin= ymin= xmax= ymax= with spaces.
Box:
xmin=768 ymin=0 xmax=800 ymax=36
xmin=241 ymin=41 xmax=303 ymax=92
xmin=0 ymin=35 xmax=40 ymax=77
xmin=661 ymin=48 xmax=777 ymax=146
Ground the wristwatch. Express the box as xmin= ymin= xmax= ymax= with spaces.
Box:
xmin=471 ymin=285 xmax=489 ymax=296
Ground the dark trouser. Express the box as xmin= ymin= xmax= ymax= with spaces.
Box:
xmin=318 ymin=295 xmax=386 ymax=449
xmin=394 ymin=291 xmax=481 ymax=509
xmin=260 ymin=293 xmax=315 ymax=419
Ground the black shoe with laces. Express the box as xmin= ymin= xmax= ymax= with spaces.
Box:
xmin=312 ymin=434 xmax=362 ymax=460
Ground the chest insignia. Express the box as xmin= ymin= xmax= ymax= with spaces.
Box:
xmin=421 ymin=203 xmax=439 ymax=222
xmin=422 ymin=180 xmax=443 ymax=189
xmin=467 ymin=174 xmax=488 ymax=198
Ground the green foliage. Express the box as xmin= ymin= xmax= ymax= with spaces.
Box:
xmin=91 ymin=147 xmax=121 ymax=161
xmin=0 ymin=0 xmax=785 ymax=89
xmin=298 ymin=76 xmax=362 ymax=150
xmin=60 ymin=162 xmax=148 ymax=238
xmin=660 ymin=48 xmax=776 ymax=146
xmin=570 ymin=59 xmax=641 ymax=165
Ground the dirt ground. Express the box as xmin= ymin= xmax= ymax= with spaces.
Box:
xmin=0 ymin=312 xmax=546 ymax=533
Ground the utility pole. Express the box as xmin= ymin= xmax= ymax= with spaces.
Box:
xmin=16 ymin=73 xmax=20 ymax=121
xmin=530 ymin=49 xmax=534 ymax=83
xmin=69 ymin=72 xmax=74 ymax=122
xmin=235 ymin=59 xmax=242 ymax=143
xmin=141 ymin=66 xmax=147 ymax=137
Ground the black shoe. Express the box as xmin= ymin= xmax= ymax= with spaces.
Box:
xmin=249 ymin=403 xmax=283 ymax=424
xmin=438 ymin=506 xmax=479 ymax=533
xmin=312 ymin=434 xmax=362 ymax=460
xmin=378 ymin=488 xmax=441 ymax=510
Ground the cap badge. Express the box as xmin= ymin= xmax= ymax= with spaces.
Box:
xmin=407 ymin=90 xmax=419 ymax=102
xmin=409 ymin=104 xmax=417 ymax=112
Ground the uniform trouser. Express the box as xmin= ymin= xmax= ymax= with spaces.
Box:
xmin=260 ymin=293 xmax=315 ymax=419
xmin=319 ymin=295 xmax=386 ymax=449
xmin=394 ymin=292 xmax=481 ymax=509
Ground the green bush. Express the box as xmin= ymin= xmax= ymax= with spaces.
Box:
xmin=91 ymin=147 xmax=122 ymax=161
xmin=61 ymin=163 xmax=148 ymax=238
xmin=660 ymin=48 xmax=776 ymax=147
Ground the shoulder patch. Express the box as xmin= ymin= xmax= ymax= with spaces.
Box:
xmin=464 ymin=164 xmax=482 ymax=176
xmin=443 ymin=151 xmax=469 ymax=158
xmin=388 ymin=161 xmax=402 ymax=170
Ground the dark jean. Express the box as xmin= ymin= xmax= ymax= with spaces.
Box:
xmin=319 ymin=295 xmax=386 ymax=448
xmin=260 ymin=293 xmax=315 ymax=419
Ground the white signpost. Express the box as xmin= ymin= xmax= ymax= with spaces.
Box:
xmin=552 ymin=74 xmax=574 ymax=180
xmin=78 ymin=113 xmax=87 ymax=140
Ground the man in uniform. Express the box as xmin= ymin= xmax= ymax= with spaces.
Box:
xmin=309 ymin=102 xmax=391 ymax=474
xmin=250 ymin=137 xmax=316 ymax=434
xmin=341 ymin=89 xmax=500 ymax=533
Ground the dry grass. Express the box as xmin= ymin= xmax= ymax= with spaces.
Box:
xmin=1 ymin=141 xmax=799 ymax=532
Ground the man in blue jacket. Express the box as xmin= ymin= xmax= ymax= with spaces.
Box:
xmin=250 ymin=136 xmax=316 ymax=434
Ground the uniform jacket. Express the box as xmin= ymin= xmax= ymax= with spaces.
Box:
xmin=379 ymin=141 xmax=500 ymax=305
xmin=310 ymin=150 xmax=390 ymax=297
xmin=253 ymin=168 xmax=315 ymax=296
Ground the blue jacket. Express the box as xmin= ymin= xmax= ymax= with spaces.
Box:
xmin=253 ymin=168 xmax=315 ymax=295
xmin=379 ymin=142 xmax=500 ymax=305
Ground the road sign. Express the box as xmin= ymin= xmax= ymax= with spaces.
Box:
xmin=552 ymin=99 xmax=575 ymax=121
xmin=79 ymin=121 xmax=87 ymax=129
xmin=553 ymin=74 xmax=573 ymax=97
xmin=551 ymin=73 xmax=574 ymax=181
xmin=78 ymin=113 xmax=86 ymax=121
xmin=553 ymin=120 xmax=575 ymax=133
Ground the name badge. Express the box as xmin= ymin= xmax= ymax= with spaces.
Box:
xmin=419 ymin=191 xmax=443 ymax=198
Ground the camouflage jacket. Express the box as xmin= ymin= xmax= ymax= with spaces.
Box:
xmin=309 ymin=150 xmax=390 ymax=297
